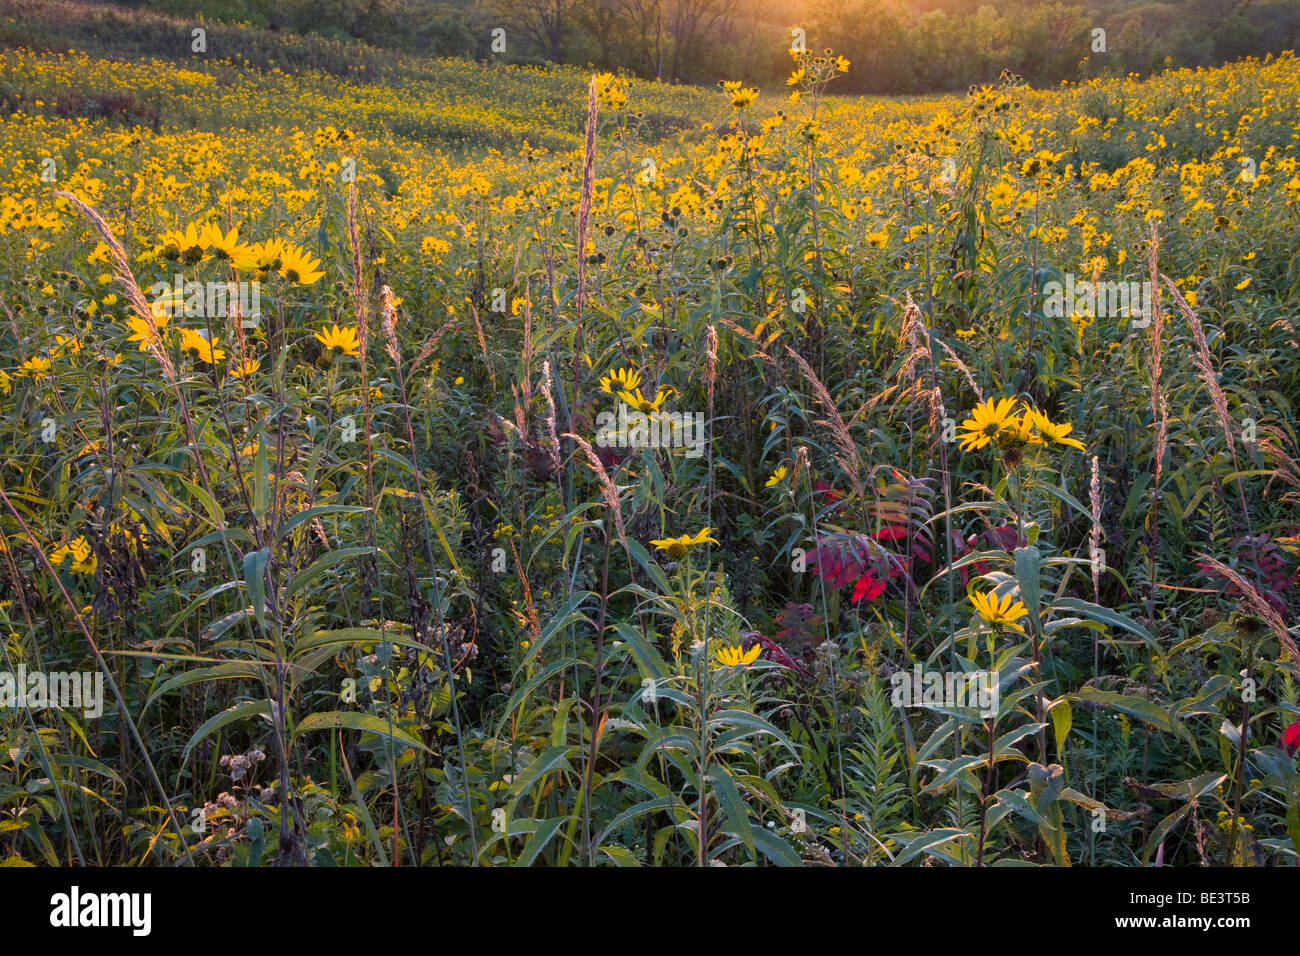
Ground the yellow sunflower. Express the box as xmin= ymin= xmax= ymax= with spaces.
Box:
xmin=151 ymin=287 xmax=187 ymax=320
xmin=158 ymin=222 xmax=209 ymax=264
xmin=730 ymin=87 xmax=758 ymax=110
xmin=599 ymin=366 xmax=641 ymax=396
xmin=715 ymin=643 xmax=762 ymax=667
xmin=1003 ymin=410 xmax=1037 ymax=446
xmin=1025 ymin=408 xmax=1086 ymax=450
xmin=50 ymin=535 xmax=97 ymax=575
xmin=126 ymin=314 xmax=168 ymax=350
xmin=278 ymin=242 xmax=326 ymax=285
xmin=51 ymin=334 xmax=81 ymax=358
xmin=21 ymin=356 xmax=51 ymax=379
xmin=970 ymin=589 xmax=1029 ymax=630
xmin=248 ymin=238 xmax=285 ymax=274
xmin=649 ymin=527 xmax=719 ymax=559
xmin=957 ymin=396 xmax=1019 ymax=452
xmin=200 ymin=224 xmax=258 ymax=271
xmin=619 ymin=384 xmax=675 ymax=413
xmin=229 ymin=357 xmax=261 ymax=381
xmin=314 ymin=323 xmax=360 ymax=358
xmin=176 ymin=328 xmax=226 ymax=365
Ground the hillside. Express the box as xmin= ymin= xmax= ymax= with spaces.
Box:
xmin=1 ymin=3 xmax=1299 ymax=871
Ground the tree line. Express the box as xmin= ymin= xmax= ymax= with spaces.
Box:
xmin=110 ymin=0 xmax=1300 ymax=91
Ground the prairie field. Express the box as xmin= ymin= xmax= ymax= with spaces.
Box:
xmin=2 ymin=0 xmax=1300 ymax=868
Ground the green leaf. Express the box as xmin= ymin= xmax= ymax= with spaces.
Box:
xmin=595 ymin=796 xmax=689 ymax=847
xmin=274 ymin=505 xmax=370 ymax=545
xmin=920 ymin=755 xmax=987 ymax=793
xmin=707 ymin=709 xmax=798 ymax=756
xmin=600 ymin=845 xmax=643 ymax=867
xmin=507 ymin=746 xmax=577 ymax=810
xmin=708 ymin=765 xmax=754 ymax=856
xmin=1287 ymin=789 xmax=1300 ymax=857
xmin=751 ymin=826 xmax=801 ymax=867
xmin=1070 ymin=687 xmax=1193 ymax=744
xmin=291 ymin=711 xmax=430 ymax=754
xmin=992 ymin=723 xmax=1046 ymax=760
xmin=243 ymin=548 xmax=270 ymax=631
xmin=291 ymin=627 xmax=428 ymax=660
xmin=1140 ymin=771 xmax=1227 ymax=802
xmin=337 ymin=743 xmax=388 ymax=866
xmin=493 ymin=658 xmax=585 ymax=738
xmin=252 ymin=439 xmax=269 ymax=520
xmin=625 ymin=538 xmax=674 ymax=595
xmin=179 ymin=478 xmax=225 ymax=530
xmin=1027 ymin=477 xmax=1095 ymax=524
xmin=245 ymin=817 xmax=265 ymax=868
xmin=993 ymin=788 xmax=1049 ymax=828
xmin=520 ymin=592 xmax=595 ymax=669
xmin=892 ymin=828 xmax=967 ymax=866
xmin=515 ymin=816 xmax=571 ymax=867
xmin=182 ymin=699 xmax=272 ymax=762
xmin=145 ymin=661 xmax=268 ymax=710
xmin=286 ymin=547 xmax=375 ymax=601
xmin=1052 ymin=598 xmax=1154 ymax=648
xmin=1143 ymin=804 xmax=1192 ymax=864
xmin=1050 ymin=699 xmax=1073 ymax=758
xmin=1015 ymin=546 xmax=1041 ymax=624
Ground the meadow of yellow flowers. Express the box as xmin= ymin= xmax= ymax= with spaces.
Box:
xmin=1 ymin=15 xmax=1299 ymax=869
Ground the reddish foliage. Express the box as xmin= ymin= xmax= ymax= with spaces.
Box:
xmin=807 ymin=530 xmax=913 ymax=605
xmin=741 ymin=602 xmax=825 ymax=674
xmin=951 ymin=523 xmax=1025 ymax=587
xmin=1196 ymin=532 xmax=1297 ymax=614
xmin=1284 ymin=721 xmax=1300 ymax=758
